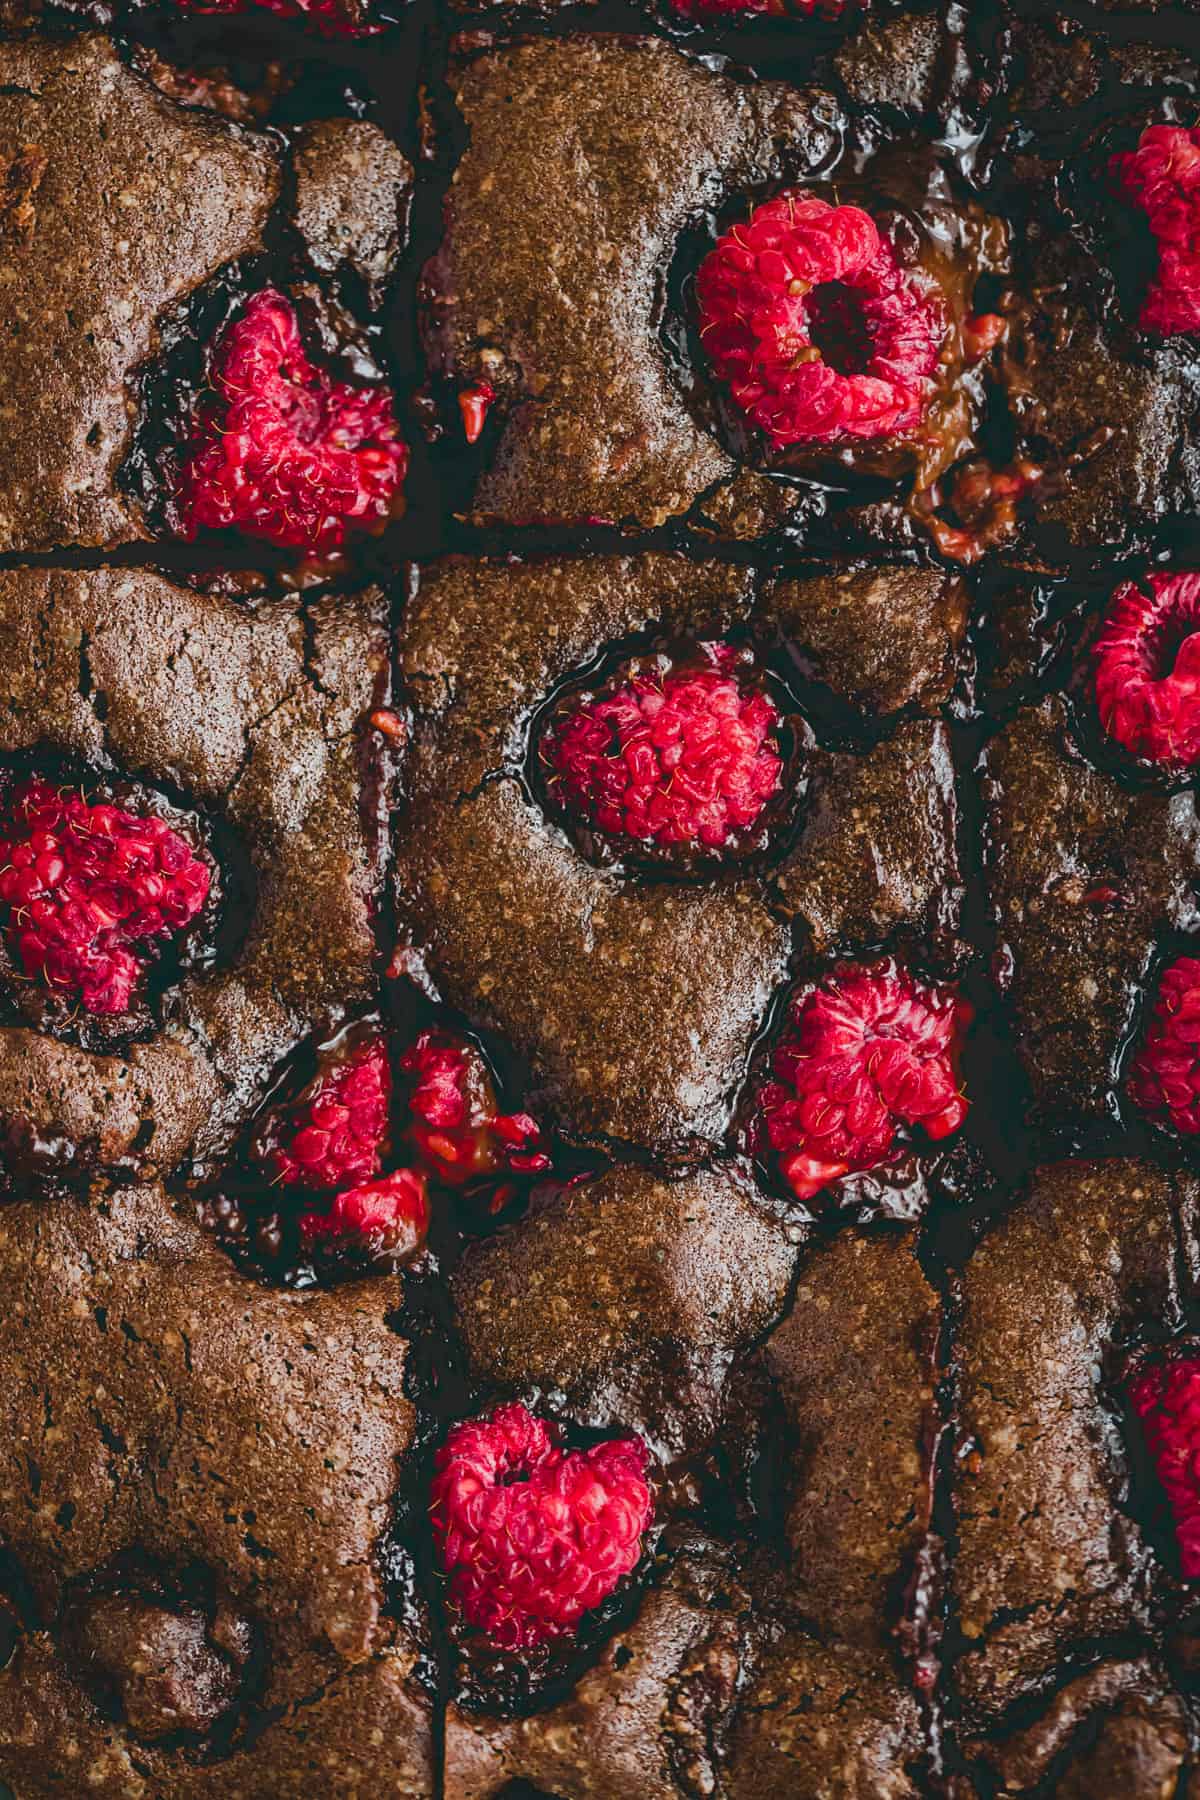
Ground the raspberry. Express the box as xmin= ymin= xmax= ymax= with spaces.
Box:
xmin=668 ymin=0 xmax=851 ymax=16
xmin=430 ymin=1403 xmax=653 ymax=1650
xmin=176 ymin=0 xmax=381 ymax=37
xmin=1127 ymin=954 xmax=1200 ymax=1133
xmin=0 ymin=779 xmax=210 ymax=1015
xmin=1131 ymin=1355 xmax=1200 ymax=1576
xmin=696 ymin=192 xmax=946 ymax=449
xmin=177 ymin=290 xmax=407 ymax=554
xmin=541 ymin=649 xmax=783 ymax=851
xmin=1093 ymin=572 xmax=1200 ymax=769
xmin=262 ymin=1033 xmax=392 ymax=1192
xmin=298 ymin=1167 xmax=429 ymax=1259
xmin=400 ymin=1029 xmax=549 ymax=1188
xmin=746 ymin=963 xmax=971 ymax=1202
xmin=1111 ymin=124 xmax=1200 ymax=337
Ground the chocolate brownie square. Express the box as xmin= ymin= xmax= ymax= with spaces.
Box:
xmin=0 ymin=566 xmax=393 ymax=1181
xmin=0 ymin=1181 xmax=434 ymax=1795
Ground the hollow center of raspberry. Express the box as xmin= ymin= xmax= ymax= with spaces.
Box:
xmin=806 ymin=280 xmax=876 ymax=375
xmin=1144 ymin=608 xmax=1200 ymax=683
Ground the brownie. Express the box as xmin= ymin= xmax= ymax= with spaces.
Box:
xmin=452 ymin=1161 xmax=799 ymax=1458
xmin=0 ymin=1181 xmax=434 ymax=1794
xmin=952 ymin=1158 xmax=1194 ymax=1723
xmin=984 ymin=696 xmax=1200 ymax=1127
xmin=0 ymin=34 xmax=278 ymax=553
xmin=394 ymin=552 xmax=965 ymax=1158
xmin=420 ymin=34 xmax=839 ymax=530
xmin=0 ymin=566 xmax=393 ymax=1180
xmin=290 ymin=120 xmax=413 ymax=307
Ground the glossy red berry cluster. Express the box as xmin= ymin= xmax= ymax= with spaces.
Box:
xmin=543 ymin=651 xmax=783 ymax=851
xmin=430 ymin=1403 xmax=653 ymax=1650
xmin=696 ymin=192 xmax=945 ymax=448
xmin=1111 ymin=123 xmax=1200 ymax=337
xmin=1128 ymin=954 xmax=1200 ymax=1134
xmin=747 ymin=963 xmax=971 ymax=1201
xmin=299 ymin=1166 xmax=430 ymax=1258
xmin=265 ymin=1035 xmax=392 ymax=1192
xmin=0 ymin=780 xmax=210 ymax=1015
xmin=1131 ymin=1355 xmax=1200 ymax=1577
xmin=1093 ymin=571 xmax=1200 ymax=769
xmin=399 ymin=1029 xmax=549 ymax=1191
xmin=178 ymin=290 xmax=407 ymax=554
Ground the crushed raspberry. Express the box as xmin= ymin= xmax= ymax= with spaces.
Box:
xmin=695 ymin=192 xmax=945 ymax=449
xmin=1093 ymin=571 xmax=1200 ymax=769
xmin=177 ymin=289 xmax=407 ymax=554
xmin=299 ymin=1167 xmax=429 ymax=1259
xmin=261 ymin=1033 xmax=392 ymax=1192
xmin=430 ymin=1403 xmax=653 ymax=1650
xmin=459 ymin=383 xmax=496 ymax=444
xmin=0 ymin=779 xmax=210 ymax=1015
xmin=541 ymin=649 xmax=783 ymax=851
xmin=1111 ymin=124 xmax=1200 ymax=337
xmin=176 ymin=0 xmax=381 ymax=37
xmin=667 ymin=0 xmax=852 ymax=17
xmin=1128 ymin=954 xmax=1200 ymax=1133
xmin=1131 ymin=1354 xmax=1200 ymax=1576
xmin=746 ymin=963 xmax=971 ymax=1202
xmin=400 ymin=1029 xmax=549 ymax=1188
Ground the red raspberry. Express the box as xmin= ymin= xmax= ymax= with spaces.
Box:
xmin=1093 ymin=571 xmax=1200 ymax=769
xmin=400 ymin=1029 xmax=549 ymax=1189
xmin=1128 ymin=954 xmax=1200 ymax=1133
xmin=177 ymin=290 xmax=407 ymax=554
xmin=430 ymin=1403 xmax=653 ymax=1650
xmin=668 ymin=0 xmax=852 ymax=16
xmin=746 ymin=963 xmax=971 ymax=1202
xmin=0 ymin=779 xmax=210 ymax=1016
xmin=262 ymin=1033 xmax=392 ymax=1192
xmin=176 ymin=0 xmax=381 ymax=37
xmin=695 ymin=192 xmax=945 ymax=449
xmin=541 ymin=649 xmax=783 ymax=851
xmin=1131 ymin=1354 xmax=1200 ymax=1576
xmin=1111 ymin=124 xmax=1200 ymax=337
xmin=298 ymin=1167 xmax=429 ymax=1259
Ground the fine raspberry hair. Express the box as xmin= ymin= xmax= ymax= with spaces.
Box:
xmin=695 ymin=191 xmax=945 ymax=448
xmin=1093 ymin=571 xmax=1200 ymax=769
xmin=542 ymin=649 xmax=784 ymax=851
xmin=0 ymin=779 xmax=210 ymax=1015
xmin=1128 ymin=954 xmax=1200 ymax=1134
xmin=1131 ymin=1355 xmax=1200 ymax=1576
xmin=430 ymin=1403 xmax=653 ymax=1650
xmin=177 ymin=289 xmax=407 ymax=554
xmin=1111 ymin=123 xmax=1200 ymax=337
xmin=747 ymin=962 xmax=971 ymax=1202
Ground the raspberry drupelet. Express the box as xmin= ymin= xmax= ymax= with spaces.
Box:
xmin=0 ymin=779 xmax=210 ymax=1015
xmin=430 ymin=1403 xmax=653 ymax=1650
xmin=1128 ymin=955 xmax=1200 ymax=1134
xmin=1131 ymin=1354 xmax=1200 ymax=1576
xmin=177 ymin=0 xmax=383 ymax=38
xmin=747 ymin=963 xmax=971 ymax=1202
xmin=400 ymin=1029 xmax=549 ymax=1189
xmin=299 ymin=1167 xmax=429 ymax=1260
xmin=542 ymin=648 xmax=784 ymax=853
xmin=1110 ymin=123 xmax=1200 ymax=338
xmin=696 ymin=192 xmax=946 ymax=449
xmin=1093 ymin=572 xmax=1200 ymax=769
xmin=261 ymin=1033 xmax=392 ymax=1192
xmin=177 ymin=289 xmax=407 ymax=554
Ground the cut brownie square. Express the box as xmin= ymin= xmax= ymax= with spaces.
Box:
xmin=0 ymin=567 xmax=393 ymax=1181
xmin=0 ymin=1181 xmax=435 ymax=1795
xmin=419 ymin=34 xmax=838 ymax=529
xmin=0 ymin=35 xmax=278 ymax=553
